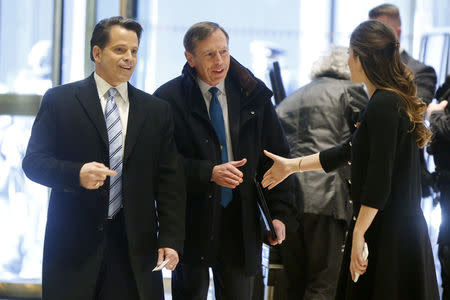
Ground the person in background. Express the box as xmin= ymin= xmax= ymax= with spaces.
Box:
xmin=276 ymin=46 xmax=368 ymax=299
xmin=154 ymin=21 xmax=296 ymax=300
xmin=262 ymin=20 xmax=439 ymax=300
xmin=22 ymin=16 xmax=185 ymax=300
xmin=427 ymin=76 xmax=450 ymax=300
xmin=369 ymin=3 xmax=437 ymax=198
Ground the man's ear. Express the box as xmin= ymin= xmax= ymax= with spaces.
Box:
xmin=92 ymin=45 xmax=102 ymax=63
xmin=185 ymin=51 xmax=195 ymax=68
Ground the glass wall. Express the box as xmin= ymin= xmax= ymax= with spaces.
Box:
xmin=0 ymin=0 xmax=53 ymax=283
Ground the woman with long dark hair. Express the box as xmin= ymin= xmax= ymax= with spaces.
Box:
xmin=262 ymin=20 xmax=439 ymax=299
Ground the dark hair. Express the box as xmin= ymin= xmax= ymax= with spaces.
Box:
xmin=90 ymin=16 xmax=143 ymax=61
xmin=368 ymin=3 xmax=401 ymax=25
xmin=183 ymin=21 xmax=229 ymax=53
xmin=350 ymin=20 xmax=431 ymax=148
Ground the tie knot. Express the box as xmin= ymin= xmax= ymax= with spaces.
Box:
xmin=209 ymin=87 xmax=219 ymax=96
xmin=108 ymin=88 xmax=118 ymax=98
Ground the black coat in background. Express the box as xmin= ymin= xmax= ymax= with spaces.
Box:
xmin=320 ymin=89 xmax=439 ymax=300
xmin=22 ymin=75 xmax=185 ymax=299
xmin=154 ymin=57 xmax=296 ymax=275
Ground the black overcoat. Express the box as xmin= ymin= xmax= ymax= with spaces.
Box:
xmin=320 ymin=89 xmax=439 ymax=299
xmin=22 ymin=75 xmax=185 ymax=299
xmin=154 ymin=57 xmax=296 ymax=275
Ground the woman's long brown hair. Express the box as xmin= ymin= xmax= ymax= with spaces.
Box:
xmin=350 ymin=20 xmax=431 ymax=148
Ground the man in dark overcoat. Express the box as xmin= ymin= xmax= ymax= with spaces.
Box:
xmin=22 ymin=16 xmax=185 ymax=300
xmin=154 ymin=21 xmax=296 ymax=300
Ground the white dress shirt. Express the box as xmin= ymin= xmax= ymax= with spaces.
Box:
xmin=94 ymin=72 xmax=129 ymax=155
xmin=198 ymin=79 xmax=234 ymax=162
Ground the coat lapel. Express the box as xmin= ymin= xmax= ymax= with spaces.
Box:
xmin=225 ymin=77 xmax=241 ymax=159
xmin=123 ymin=84 xmax=148 ymax=163
xmin=75 ymin=75 xmax=108 ymax=148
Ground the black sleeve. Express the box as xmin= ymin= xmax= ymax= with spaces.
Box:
xmin=344 ymin=84 xmax=369 ymax=133
xmin=319 ymin=137 xmax=352 ymax=172
xmin=430 ymin=111 xmax=450 ymax=142
xmin=359 ymin=93 xmax=400 ymax=210
xmin=415 ymin=65 xmax=437 ymax=105
xmin=22 ymin=89 xmax=83 ymax=189
xmin=155 ymin=103 xmax=186 ymax=253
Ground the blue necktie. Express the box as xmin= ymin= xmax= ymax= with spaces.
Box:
xmin=209 ymin=87 xmax=233 ymax=207
xmin=105 ymin=88 xmax=123 ymax=218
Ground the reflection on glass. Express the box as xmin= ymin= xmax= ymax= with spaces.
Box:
xmin=0 ymin=0 xmax=53 ymax=95
xmin=0 ymin=116 xmax=48 ymax=281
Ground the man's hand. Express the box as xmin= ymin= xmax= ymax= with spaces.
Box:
xmin=268 ymin=219 xmax=286 ymax=245
xmin=79 ymin=162 xmax=117 ymax=190
xmin=426 ymin=100 xmax=448 ymax=120
xmin=157 ymin=248 xmax=179 ymax=271
xmin=211 ymin=158 xmax=247 ymax=188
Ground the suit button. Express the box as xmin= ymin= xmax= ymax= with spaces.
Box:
xmin=205 ymin=139 xmax=209 ymax=143
xmin=353 ymin=216 xmax=357 ymax=221
xmin=347 ymin=161 xmax=352 ymax=166
xmin=200 ymin=256 xmax=205 ymax=260
xmin=349 ymin=200 xmax=353 ymax=204
xmin=98 ymin=224 xmax=104 ymax=232
xmin=208 ymin=194 xmax=212 ymax=199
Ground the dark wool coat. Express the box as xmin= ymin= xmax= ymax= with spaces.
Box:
xmin=22 ymin=75 xmax=185 ymax=300
xmin=154 ymin=57 xmax=296 ymax=275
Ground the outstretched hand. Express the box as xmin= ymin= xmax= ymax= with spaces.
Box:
xmin=262 ymin=150 xmax=298 ymax=190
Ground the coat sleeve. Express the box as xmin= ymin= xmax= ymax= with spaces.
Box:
xmin=22 ymin=88 xmax=83 ymax=190
xmin=359 ymin=93 xmax=400 ymax=210
xmin=155 ymin=103 xmax=186 ymax=253
xmin=414 ymin=65 xmax=437 ymax=105
xmin=259 ymin=99 xmax=297 ymax=229
xmin=430 ymin=111 xmax=450 ymax=142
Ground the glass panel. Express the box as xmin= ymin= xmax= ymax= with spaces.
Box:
xmin=135 ymin=0 xmax=301 ymax=94
xmin=96 ymin=0 xmax=120 ymax=22
xmin=61 ymin=0 xmax=88 ymax=84
xmin=0 ymin=0 xmax=53 ymax=284
xmin=0 ymin=0 xmax=53 ymax=95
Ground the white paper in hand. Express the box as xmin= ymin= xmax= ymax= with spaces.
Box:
xmin=152 ymin=259 xmax=170 ymax=272
xmin=353 ymin=242 xmax=368 ymax=283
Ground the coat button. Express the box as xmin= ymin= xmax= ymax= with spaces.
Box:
xmin=208 ymin=194 xmax=212 ymax=199
xmin=200 ymin=256 xmax=205 ymax=260
xmin=205 ymin=138 xmax=209 ymax=143
xmin=347 ymin=161 xmax=352 ymax=166
xmin=98 ymin=224 xmax=104 ymax=232
xmin=347 ymin=179 xmax=352 ymax=185
xmin=349 ymin=200 xmax=353 ymax=204
xmin=349 ymin=142 xmax=352 ymax=147
xmin=250 ymin=111 xmax=255 ymax=115
xmin=353 ymin=216 xmax=357 ymax=221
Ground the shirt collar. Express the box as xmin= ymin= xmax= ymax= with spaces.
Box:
xmin=94 ymin=72 xmax=128 ymax=102
xmin=197 ymin=78 xmax=226 ymax=100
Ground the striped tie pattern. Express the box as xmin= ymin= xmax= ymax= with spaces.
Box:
xmin=105 ymin=88 xmax=123 ymax=218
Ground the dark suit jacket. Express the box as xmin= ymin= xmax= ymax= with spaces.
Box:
xmin=22 ymin=74 xmax=185 ymax=300
xmin=154 ymin=57 xmax=296 ymax=275
xmin=401 ymin=50 xmax=437 ymax=105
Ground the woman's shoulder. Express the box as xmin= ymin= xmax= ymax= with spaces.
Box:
xmin=368 ymin=89 xmax=402 ymax=112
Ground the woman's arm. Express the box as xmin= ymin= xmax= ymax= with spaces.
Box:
xmin=261 ymin=151 xmax=322 ymax=189
xmin=350 ymin=205 xmax=378 ymax=281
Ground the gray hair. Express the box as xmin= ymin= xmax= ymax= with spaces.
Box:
xmin=183 ymin=21 xmax=229 ymax=53
xmin=369 ymin=3 xmax=401 ymax=25
xmin=310 ymin=46 xmax=351 ymax=80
